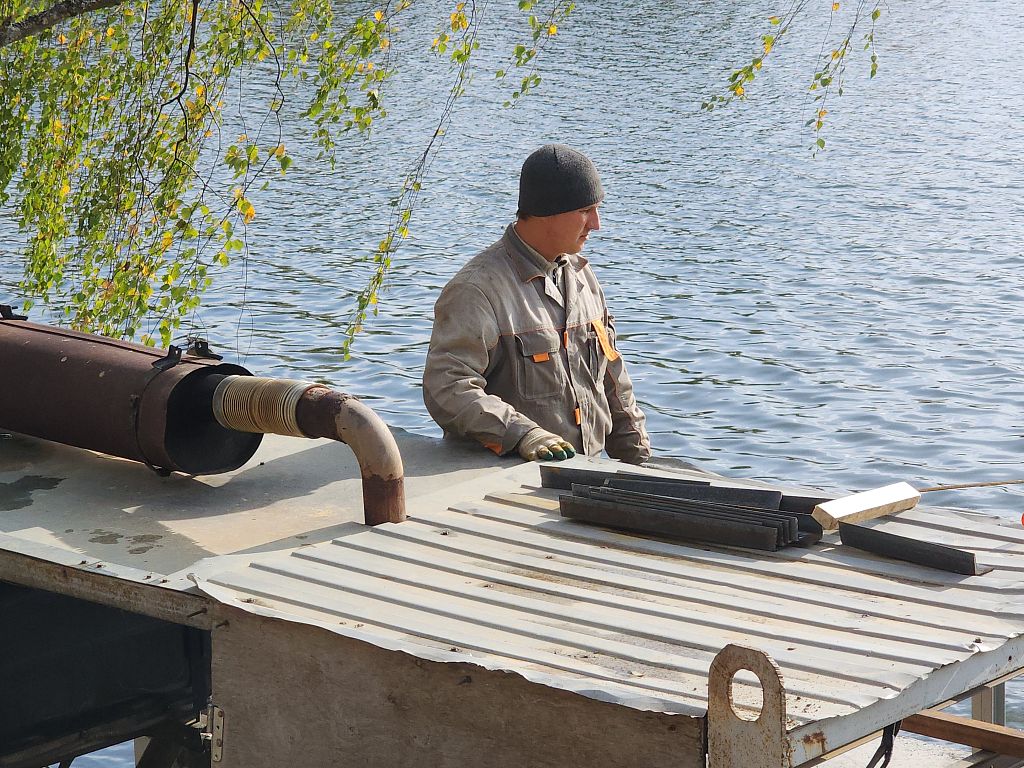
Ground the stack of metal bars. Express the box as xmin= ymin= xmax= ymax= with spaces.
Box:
xmin=543 ymin=467 xmax=823 ymax=551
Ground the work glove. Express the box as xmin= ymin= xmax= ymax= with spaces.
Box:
xmin=517 ymin=427 xmax=576 ymax=462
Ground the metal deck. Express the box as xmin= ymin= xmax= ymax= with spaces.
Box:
xmin=189 ymin=458 xmax=1024 ymax=765
xmin=4 ymin=429 xmax=1024 ymax=765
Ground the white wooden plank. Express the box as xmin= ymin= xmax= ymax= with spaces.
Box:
xmin=812 ymin=483 xmax=921 ymax=530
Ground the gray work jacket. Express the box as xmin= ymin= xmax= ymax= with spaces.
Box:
xmin=423 ymin=224 xmax=651 ymax=464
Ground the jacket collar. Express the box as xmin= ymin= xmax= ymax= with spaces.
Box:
xmin=503 ymin=223 xmax=589 ymax=283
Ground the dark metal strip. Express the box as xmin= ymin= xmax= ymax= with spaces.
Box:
xmin=559 ymin=495 xmax=781 ymax=551
xmin=839 ymin=522 xmax=987 ymax=576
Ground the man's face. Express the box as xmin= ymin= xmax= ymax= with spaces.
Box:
xmin=541 ymin=203 xmax=601 ymax=256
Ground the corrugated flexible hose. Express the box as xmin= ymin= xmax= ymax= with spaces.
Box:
xmin=212 ymin=376 xmax=321 ymax=437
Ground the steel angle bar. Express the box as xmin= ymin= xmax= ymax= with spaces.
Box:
xmin=780 ymin=493 xmax=835 ymax=515
xmin=839 ymin=522 xmax=990 ymax=576
xmin=539 ymin=464 xmax=710 ymax=491
xmin=602 ymin=478 xmax=784 ymax=509
xmin=558 ymin=495 xmax=781 ymax=551
xmin=572 ymin=485 xmax=797 ymax=545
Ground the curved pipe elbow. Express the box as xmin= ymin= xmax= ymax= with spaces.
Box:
xmin=213 ymin=376 xmax=406 ymax=526
xmin=295 ymin=387 xmax=406 ymax=526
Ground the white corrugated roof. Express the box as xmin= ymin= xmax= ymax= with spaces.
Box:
xmin=190 ymin=457 xmax=1024 ymax=760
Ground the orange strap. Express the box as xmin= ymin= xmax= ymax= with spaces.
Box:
xmin=531 ymin=352 xmax=550 ymax=363
xmin=484 ymin=442 xmax=503 ymax=455
xmin=591 ymin=318 xmax=621 ymax=362
xmin=574 ymin=407 xmax=581 ymax=425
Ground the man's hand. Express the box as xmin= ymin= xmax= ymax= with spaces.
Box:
xmin=517 ymin=428 xmax=577 ymax=462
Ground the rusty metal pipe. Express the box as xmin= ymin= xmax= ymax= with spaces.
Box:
xmin=0 ymin=317 xmax=261 ymax=474
xmin=0 ymin=316 xmax=405 ymax=524
xmin=212 ymin=376 xmax=405 ymax=526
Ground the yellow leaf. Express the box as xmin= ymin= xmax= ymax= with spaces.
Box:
xmin=373 ymin=10 xmax=383 ymax=21
xmin=59 ymin=182 xmax=70 ymax=198
xmin=832 ymin=2 xmax=839 ymax=9
xmin=763 ymin=40 xmax=773 ymax=54
xmin=735 ymin=85 xmax=745 ymax=97
xmin=196 ymin=84 xmax=205 ymax=97
xmin=57 ymin=33 xmax=67 ymax=44
xmin=379 ymin=38 xmax=390 ymax=49
xmin=754 ymin=60 xmax=762 ymax=70
xmin=161 ymin=231 xmax=173 ymax=250
xmin=106 ymin=26 xmax=115 ymax=37
xmin=274 ymin=144 xmax=285 ymax=157
xmin=547 ymin=24 xmax=557 ymax=35
xmin=52 ymin=118 xmax=63 ymax=134
xmin=831 ymin=49 xmax=840 ymax=60
xmin=768 ymin=15 xmax=780 ymax=24
xmin=818 ymin=109 xmax=828 ymax=118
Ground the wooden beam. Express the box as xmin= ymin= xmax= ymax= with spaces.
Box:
xmin=903 ymin=710 xmax=1024 ymax=758
xmin=812 ymin=482 xmax=920 ymax=530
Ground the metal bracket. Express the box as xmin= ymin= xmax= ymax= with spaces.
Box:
xmin=708 ymin=644 xmax=788 ymax=768
xmin=152 ymin=345 xmax=183 ymax=371
xmin=201 ymin=705 xmax=226 ymax=763
xmin=0 ymin=304 xmax=27 ymax=320
xmin=186 ymin=337 xmax=223 ymax=360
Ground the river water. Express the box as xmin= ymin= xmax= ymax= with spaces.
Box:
xmin=2 ymin=0 xmax=1023 ymax=762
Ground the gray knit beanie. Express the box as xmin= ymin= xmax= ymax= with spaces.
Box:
xmin=518 ymin=144 xmax=605 ymax=217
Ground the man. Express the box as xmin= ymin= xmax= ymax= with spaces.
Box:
xmin=422 ymin=144 xmax=651 ymax=464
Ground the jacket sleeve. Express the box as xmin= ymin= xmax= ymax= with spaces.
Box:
xmin=423 ymin=281 xmax=538 ymax=455
xmin=602 ymin=311 xmax=652 ymax=464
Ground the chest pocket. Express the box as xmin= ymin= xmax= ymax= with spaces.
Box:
xmin=513 ymin=329 xmax=565 ymax=400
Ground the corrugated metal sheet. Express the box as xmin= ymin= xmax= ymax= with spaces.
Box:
xmin=190 ymin=458 xmax=1024 ymax=760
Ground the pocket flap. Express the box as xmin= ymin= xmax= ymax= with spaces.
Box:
xmin=515 ymin=329 xmax=561 ymax=359
xmin=590 ymin=318 xmax=621 ymax=362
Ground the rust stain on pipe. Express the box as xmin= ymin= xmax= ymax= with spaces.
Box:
xmin=295 ymin=387 xmax=406 ymax=525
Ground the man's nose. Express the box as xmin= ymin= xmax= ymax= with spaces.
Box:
xmin=588 ymin=210 xmax=601 ymax=230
